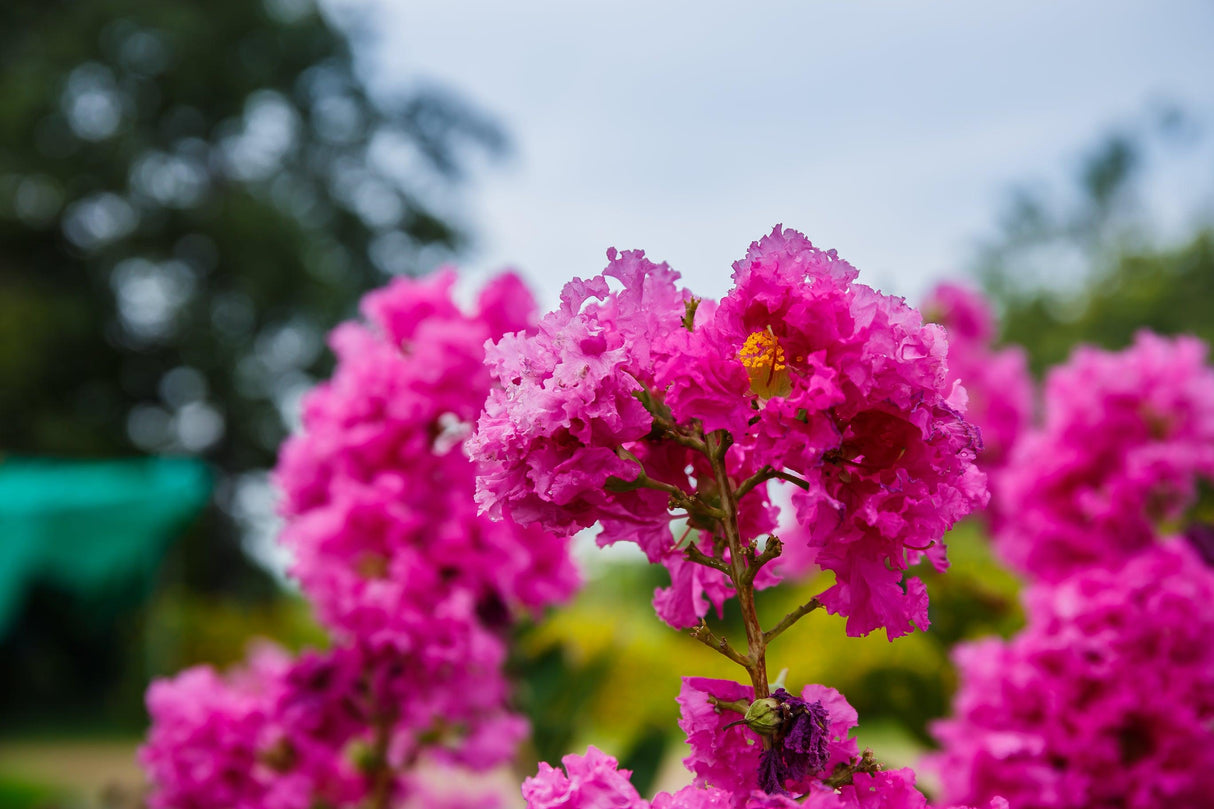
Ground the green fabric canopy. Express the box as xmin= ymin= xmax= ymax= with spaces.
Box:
xmin=0 ymin=456 xmax=212 ymax=636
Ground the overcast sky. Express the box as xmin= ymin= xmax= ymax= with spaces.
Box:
xmin=323 ymin=0 xmax=1214 ymax=309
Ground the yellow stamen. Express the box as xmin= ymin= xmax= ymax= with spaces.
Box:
xmin=738 ymin=326 xmax=792 ymax=399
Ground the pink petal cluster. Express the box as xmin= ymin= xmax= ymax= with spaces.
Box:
xmin=993 ymin=331 xmax=1214 ymax=579
xmin=523 ymin=709 xmax=1005 ymax=809
xmin=677 ymin=677 xmax=859 ymax=804
xmin=469 ymin=248 xmax=695 ymax=551
xmin=145 ymin=269 xmax=578 ymax=809
xmin=521 ymin=680 xmax=862 ymax=809
xmin=928 ymin=542 xmax=1214 ymax=809
xmin=474 ymin=227 xmax=986 ymax=639
xmin=141 ymin=647 xmax=294 ymax=809
xmin=520 ymin=746 xmax=797 ymax=809
xmin=800 ymin=770 xmax=1008 ymax=809
xmin=276 ymin=269 xmax=578 ymax=643
xmin=922 ymin=283 xmax=1033 ymax=472
xmin=710 ymin=232 xmax=986 ymax=638
xmin=141 ymin=640 xmax=526 ymax=809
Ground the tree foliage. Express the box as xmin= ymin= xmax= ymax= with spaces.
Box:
xmin=0 ymin=0 xmax=505 ymax=589
xmin=0 ymin=0 xmax=504 ymax=730
xmin=976 ymin=108 xmax=1213 ymax=371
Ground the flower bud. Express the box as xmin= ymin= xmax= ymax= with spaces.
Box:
xmin=743 ymin=697 xmax=785 ymax=736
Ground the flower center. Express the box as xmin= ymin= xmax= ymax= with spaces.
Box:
xmin=739 ymin=327 xmax=792 ymax=399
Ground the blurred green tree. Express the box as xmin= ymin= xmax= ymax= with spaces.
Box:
xmin=975 ymin=107 xmax=1213 ymax=369
xmin=0 ymin=0 xmax=504 ymax=728
xmin=0 ymin=0 xmax=504 ymax=588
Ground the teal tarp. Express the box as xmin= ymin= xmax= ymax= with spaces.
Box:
xmin=0 ymin=456 xmax=212 ymax=636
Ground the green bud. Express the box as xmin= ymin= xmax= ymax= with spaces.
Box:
xmin=743 ymin=697 xmax=785 ymax=736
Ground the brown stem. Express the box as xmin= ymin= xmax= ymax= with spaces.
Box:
xmin=768 ymin=469 xmax=811 ymax=490
xmin=763 ymin=597 xmax=824 ymax=645
xmin=735 ymin=465 xmax=775 ymax=500
xmin=613 ymin=447 xmax=722 ymax=518
xmin=685 ymin=541 xmax=731 ymax=574
xmin=365 ymin=714 xmax=393 ymax=809
xmin=636 ymin=475 xmax=699 ymax=512
xmin=742 ymin=536 xmax=783 ymax=585
xmin=707 ymin=695 xmax=751 ymax=715
xmin=704 ymin=430 xmax=770 ymax=700
xmin=736 ymin=466 xmax=812 ymax=500
xmin=689 ymin=621 xmax=752 ymax=668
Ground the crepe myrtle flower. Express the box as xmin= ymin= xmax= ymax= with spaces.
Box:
xmin=683 ymin=678 xmax=841 ymax=801
xmin=473 ymin=226 xmax=987 ymax=647
xmin=730 ymin=689 xmax=830 ymax=794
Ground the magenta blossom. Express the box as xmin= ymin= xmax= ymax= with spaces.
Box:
xmin=276 ymin=269 xmax=579 ymax=645
xmin=929 ymin=542 xmax=1214 ymax=809
xmin=677 ymin=677 xmax=859 ymax=805
xmin=521 ymin=746 xmax=1005 ymax=809
xmin=141 ymin=640 xmax=528 ymax=809
xmin=474 ymin=227 xmax=986 ymax=639
xmin=993 ymin=331 xmax=1214 ymax=580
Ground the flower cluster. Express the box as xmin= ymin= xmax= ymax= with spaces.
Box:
xmin=928 ymin=543 xmax=1214 ymax=809
xmin=140 ymin=641 xmax=526 ymax=809
xmin=473 ymin=227 xmax=987 ymax=640
xmin=922 ymin=283 xmax=1033 ymax=473
xmin=523 ymin=680 xmax=1006 ymax=809
xmin=276 ymin=269 xmax=578 ymax=645
xmin=142 ymin=270 xmax=579 ymax=808
xmin=993 ymin=331 xmax=1214 ymax=579
xmin=677 ymin=678 xmax=853 ymax=801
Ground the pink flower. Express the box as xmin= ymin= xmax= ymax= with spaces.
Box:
xmin=652 ymin=786 xmax=737 ymax=808
xmin=140 ymin=657 xmax=283 ymax=809
xmin=716 ymin=231 xmax=986 ymax=638
xmin=277 ymin=271 xmax=579 ymax=645
xmin=141 ymin=644 xmax=374 ymax=809
xmin=993 ymin=331 xmax=1214 ymax=580
xmin=470 ymin=248 xmax=691 ymax=539
xmin=678 ymin=677 xmax=765 ymax=797
xmin=151 ymin=269 xmax=579 ymax=809
xmin=929 ymin=542 xmax=1214 ymax=809
xmin=519 ymin=749 xmax=806 ymax=809
xmin=474 ymin=227 xmax=986 ymax=639
xmin=522 ymin=746 xmax=648 ymax=809
xmin=678 ymin=677 xmax=859 ymax=805
xmin=142 ymin=640 xmax=530 ymax=809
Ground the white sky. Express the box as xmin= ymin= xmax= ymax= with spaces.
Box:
xmin=327 ymin=0 xmax=1214 ymax=307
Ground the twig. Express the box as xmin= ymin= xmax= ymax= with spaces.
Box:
xmin=704 ymin=430 xmax=771 ymax=699
xmin=689 ymin=621 xmax=752 ymax=668
xmin=769 ymin=469 xmax=811 ymax=490
xmin=742 ymin=535 xmax=783 ymax=585
xmin=763 ymin=596 xmax=824 ymax=645
xmin=735 ymin=465 xmax=776 ymax=500
xmin=685 ymin=541 xmax=731 ymax=574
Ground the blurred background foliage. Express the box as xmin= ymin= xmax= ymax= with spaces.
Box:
xmin=1 ymin=0 xmax=1212 ymax=806
xmin=0 ymin=0 xmax=503 ymax=750
xmin=980 ymin=109 xmax=1214 ymax=369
